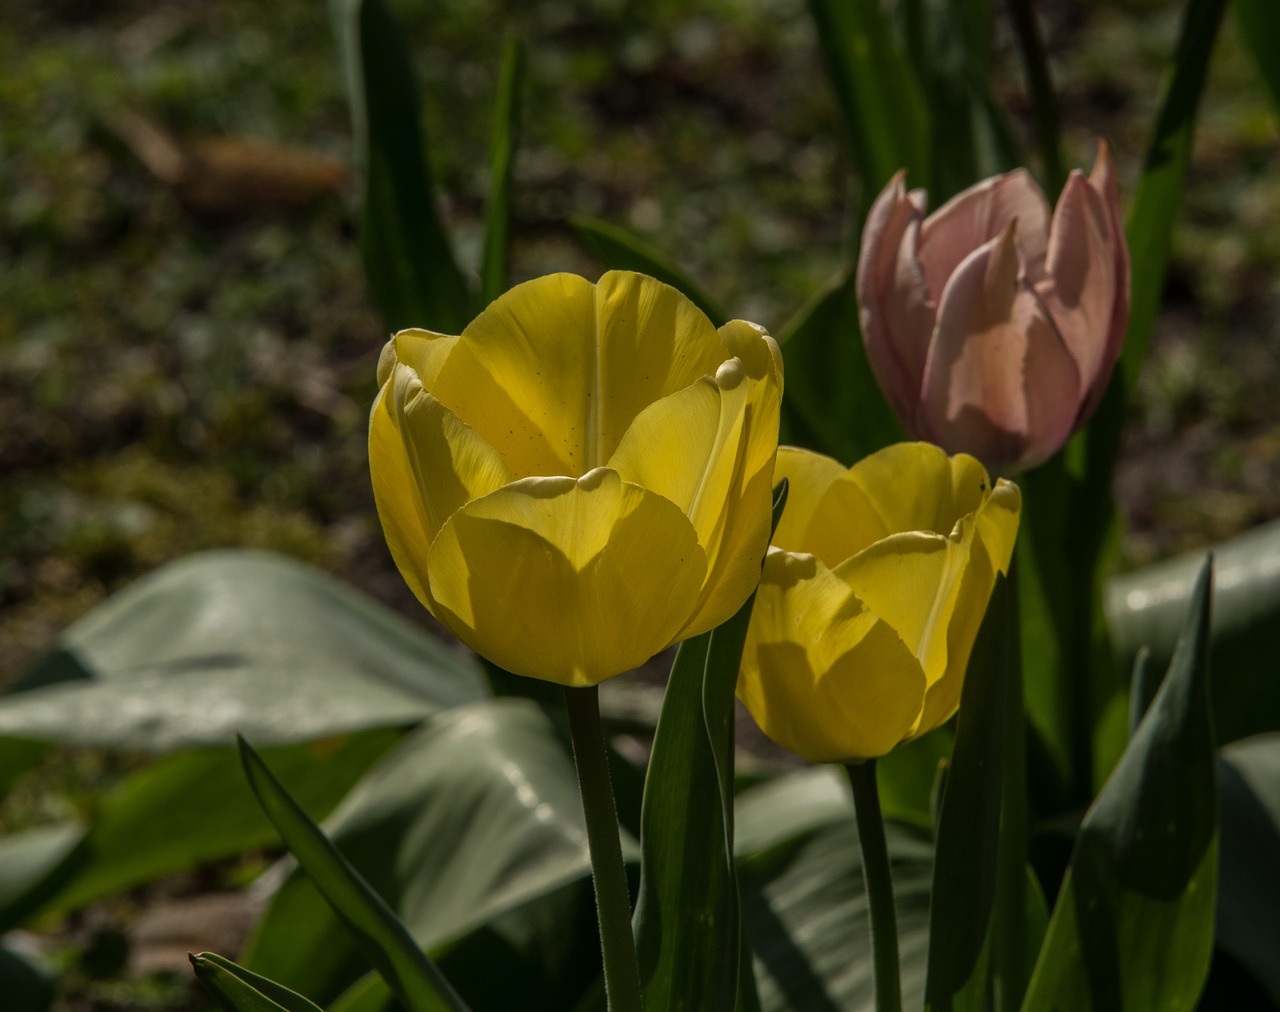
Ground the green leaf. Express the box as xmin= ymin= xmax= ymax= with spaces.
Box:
xmin=1024 ymin=558 xmax=1217 ymax=1011
xmin=0 ymin=731 xmax=396 ymax=933
xmin=874 ymin=727 xmax=952 ymax=831
xmin=631 ymin=482 xmax=786 ymax=1012
xmin=479 ymin=35 xmax=525 ymax=307
xmin=1117 ymin=0 xmax=1228 ymax=394
xmin=1234 ymin=0 xmax=1280 ymax=116
xmin=735 ymin=769 xmax=933 ymax=1010
xmin=1 ymin=550 xmax=486 ymax=750
xmin=330 ymin=972 xmax=396 ymax=1012
xmin=329 ymin=0 xmax=470 ymax=332
xmin=0 ymin=941 xmax=53 ymax=1012
xmin=1106 ymin=517 xmax=1280 ymax=744
xmin=925 ymin=573 xmax=1012 ymax=1010
xmin=1216 ymin=733 xmax=1280 ymax=1004
xmin=776 ymin=268 xmax=906 ymax=467
xmin=568 ymin=215 xmax=728 ymax=327
xmin=238 ymin=737 xmax=470 ymax=1012
xmin=191 ymin=952 xmax=324 ymax=1012
xmin=242 ymin=700 xmax=604 ymax=1009
xmin=807 ymin=0 xmax=931 ymax=203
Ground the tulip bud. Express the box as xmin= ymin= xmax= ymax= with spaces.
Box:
xmin=856 ymin=142 xmax=1130 ymax=474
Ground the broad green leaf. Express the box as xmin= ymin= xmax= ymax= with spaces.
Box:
xmin=631 ymin=482 xmax=786 ymax=1012
xmin=1 ymin=550 xmax=485 ymax=750
xmin=1106 ymin=518 xmax=1280 ymax=744
xmin=875 ymin=727 xmax=952 ymax=831
xmin=479 ymin=36 xmax=524 ymax=307
xmin=735 ymin=769 xmax=933 ymax=1011
xmin=776 ymin=269 xmax=906 ymax=467
xmin=568 ymin=215 xmax=728 ymax=326
xmin=242 ymin=700 xmax=605 ymax=1009
xmin=0 ymin=731 xmax=396 ymax=933
xmin=238 ymin=737 xmax=470 ymax=1012
xmin=329 ymin=0 xmax=469 ymax=332
xmin=807 ymin=0 xmax=930 ymax=204
xmin=330 ymin=972 xmax=396 ymax=1012
xmin=1024 ymin=558 xmax=1217 ymax=1011
xmin=1216 ymin=733 xmax=1280 ymax=1004
xmin=191 ymin=952 xmax=323 ymax=1012
xmin=925 ymin=573 xmax=1012 ymax=1011
xmin=0 ymin=941 xmax=53 ymax=1012
xmin=1234 ymin=0 xmax=1280 ymax=115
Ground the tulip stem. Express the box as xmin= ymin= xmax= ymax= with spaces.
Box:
xmin=845 ymin=759 xmax=902 ymax=1012
xmin=563 ymin=685 xmax=643 ymax=1012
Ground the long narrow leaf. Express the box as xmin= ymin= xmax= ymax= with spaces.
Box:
xmin=924 ymin=572 xmax=1012 ymax=1010
xmin=237 ymin=737 xmax=470 ymax=1012
xmin=568 ymin=215 xmax=728 ymax=326
xmin=479 ymin=36 xmax=525 ymax=307
xmin=191 ymin=952 xmax=323 ymax=1012
xmin=330 ymin=0 xmax=470 ymax=332
xmin=1023 ymin=558 xmax=1218 ymax=1011
xmin=1234 ymin=0 xmax=1280 ymax=116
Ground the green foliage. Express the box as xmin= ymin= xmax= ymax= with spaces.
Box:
xmin=191 ymin=952 xmax=324 ymax=1012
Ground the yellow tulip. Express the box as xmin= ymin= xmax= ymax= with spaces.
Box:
xmin=737 ymin=443 xmax=1020 ymax=763
xmin=369 ymin=271 xmax=783 ymax=687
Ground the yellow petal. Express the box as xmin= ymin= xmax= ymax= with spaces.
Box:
xmin=837 ymin=524 xmax=974 ymax=703
xmin=771 ymin=447 xmax=849 ymax=553
xmin=425 ymin=468 xmax=707 ymax=686
xmin=391 ymin=363 xmax=513 ymax=542
xmin=738 ymin=549 xmax=925 ymax=762
xmin=368 ymin=381 xmax=434 ymax=611
xmin=432 ymin=272 xmax=726 ymax=478
xmin=378 ymin=328 xmax=459 ymax=388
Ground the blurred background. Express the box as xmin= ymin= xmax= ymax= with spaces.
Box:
xmin=1 ymin=0 xmax=1278 ymax=1007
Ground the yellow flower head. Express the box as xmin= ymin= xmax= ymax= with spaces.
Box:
xmin=737 ymin=443 xmax=1020 ymax=763
xmin=369 ymin=271 xmax=783 ymax=687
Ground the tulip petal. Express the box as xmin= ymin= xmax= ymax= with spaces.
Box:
xmin=919 ymin=169 xmax=1053 ymax=296
xmin=1080 ymin=138 xmax=1130 ymax=420
xmin=425 ymin=468 xmax=707 ymax=686
xmin=432 ymin=272 xmax=726 ymax=478
xmin=738 ymin=549 xmax=925 ymax=762
xmin=837 ymin=525 xmax=974 ymax=707
xmin=369 ymin=382 xmax=435 ymax=611
xmin=378 ymin=328 xmax=459 ymax=389
xmin=770 ymin=447 xmax=848 ymax=553
xmin=390 ymin=363 xmax=513 ymax=543
xmin=857 ymin=172 xmax=936 ymax=424
xmin=920 ymin=224 xmax=1083 ymax=472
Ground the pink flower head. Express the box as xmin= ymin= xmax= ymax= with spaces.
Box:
xmin=856 ymin=141 xmax=1130 ymax=475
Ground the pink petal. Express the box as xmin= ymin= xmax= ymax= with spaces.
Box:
xmin=1081 ymin=138 xmax=1131 ymax=420
xmin=1035 ymin=168 xmax=1117 ymax=395
xmin=919 ymin=169 xmax=1053 ymax=300
xmin=857 ymin=171 xmax=936 ymax=427
xmin=919 ymin=223 xmax=1083 ymax=474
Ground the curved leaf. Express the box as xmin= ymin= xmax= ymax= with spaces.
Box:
xmin=191 ymin=952 xmax=324 ymax=1012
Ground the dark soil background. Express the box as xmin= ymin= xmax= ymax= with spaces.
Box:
xmin=1 ymin=0 xmax=1278 ymax=1007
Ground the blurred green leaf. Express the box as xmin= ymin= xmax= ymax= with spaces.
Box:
xmin=568 ymin=215 xmax=728 ymax=326
xmin=776 ymin=268 xmax=906 ymax=467
xmin=330 ymin=0 xmax=470 ymax=332
xmin=1117 ymin=0 xmax=1227 ymax=394
xmin=191 ymin=952 xmax=324 ymax=1012
xmin=0 ymin=550 xmax=486 ymax=751
xmin=1217 ymin=733 xmax=1280 ymax=1004
xmin=1235 ymin=0 xmax=1280 ymax=116
xmin=875 ymin=728 xmax=952 ymax=831
xmin=807 ymin=0 xmax=930 ymax=205
xmin=329 ymin=972 xmax=396 ymax=1012
xmin=479 ymin=36 xmax=525 ymax=307
xmin=242 ymin=700 xmax=605 ymax=1009
xmin=735 ymin=769 xmax=932 ymax=1011
xmin=0 ymin=731 xmax=396 ymax=933
xmin=238 ymin=736 xmax=470 ymax=1012
xmin=0 ymin=941 xmax=53 ymax=1012
xmin=1106 ymin=518 xmax=1280 ymax=745
xmin=925 ymin=573 xmax=1012 ymax=1011
xmin=1024 ymin=558 xmax=1217 ymax=1011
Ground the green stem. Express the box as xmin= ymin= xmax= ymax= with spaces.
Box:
xmin=564 ymin=686 xmax=643 ymax=1012
xmin=845 ymin=760 xmax=902 ymax=1012
xmin=1007 ymin=0 xmax=1065 ymax=194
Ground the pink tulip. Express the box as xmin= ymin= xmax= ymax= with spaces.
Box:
xmin=856 ymin=141 xmax=1130 ymax=475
